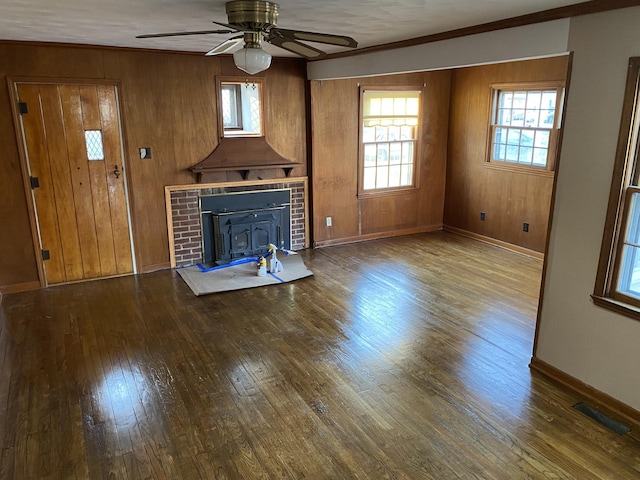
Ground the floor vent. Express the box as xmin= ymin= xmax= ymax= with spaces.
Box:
xmin=573 ymin=402 xmax=630 ymax=435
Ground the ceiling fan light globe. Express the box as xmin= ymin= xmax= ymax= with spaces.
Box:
xmin=233 ymin=46 xmax=272 ymax=75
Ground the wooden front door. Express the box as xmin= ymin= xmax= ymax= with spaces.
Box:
xmin=16 ymin=83 xmax=133 ymax=285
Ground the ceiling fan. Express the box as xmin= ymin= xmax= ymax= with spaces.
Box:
xmin=136 ymin=0 xmax=358 ymax=74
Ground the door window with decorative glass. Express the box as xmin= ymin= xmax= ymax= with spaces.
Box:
xmin=360 ymin=89 xmax=421 ymax=193
xmin=488 ymin=83 xmax=564 ymax=171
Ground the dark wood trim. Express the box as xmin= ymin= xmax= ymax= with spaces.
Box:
xmin=0 ymin=281 xmax=41 ymax=295
xmin=529 ymin=356 xmax=640 ymax=427
xmin=592 ymin=294 xmax=640 ymax=321
xmin=532 ymin=53 xmax=574 ymax=356
xmin=313 ymin=224 xmax=442 ymax=248
xmin=0 ymin=39 xmax=306 ymax=64
xmin=443 ymin=226 xmax=545 ymax=260
xmin=140 ymin=262 xmax=171 ymax=274
xmin=314 ymin=0 xmax=640 ymax=61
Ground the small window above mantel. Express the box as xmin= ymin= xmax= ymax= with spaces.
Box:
xmin=217 ymin=76 xmax=265 ymax=138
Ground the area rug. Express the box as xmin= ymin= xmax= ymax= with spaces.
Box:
xmin=177 ymin=253 xmax=313 ymax=296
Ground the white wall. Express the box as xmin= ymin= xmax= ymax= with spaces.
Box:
xmin=307 ymin=19 xmax=570 ymax=80
xmin=536 ymin=7 xmax=640 ymax=411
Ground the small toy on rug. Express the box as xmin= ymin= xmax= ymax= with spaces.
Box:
xmin=257 ymin=256 xmax=267 ymax=276
xmin=268 ymin=244 xmax=283 ymax=273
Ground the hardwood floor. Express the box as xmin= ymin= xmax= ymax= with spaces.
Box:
xmin=1 ymin=232 xmax=639 ymax=479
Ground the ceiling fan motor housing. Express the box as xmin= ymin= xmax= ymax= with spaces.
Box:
xmin=226 ymin=1 xmax=279 ymax=30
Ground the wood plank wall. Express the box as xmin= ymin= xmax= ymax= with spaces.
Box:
xmin=444 ymin=56 xmax=570 ymax=253
xmin=310 ymin=71 xmax=451 ymax=246
xmin=0 ymin=43 xmax=307 ymax=290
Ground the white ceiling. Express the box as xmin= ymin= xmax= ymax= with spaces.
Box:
xmin=1 ymin=0 xmax=586 ymax=58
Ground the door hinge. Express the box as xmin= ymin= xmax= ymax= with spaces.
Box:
xmin=30 ymin=176 xmax=39 ymax=189
xmin=41 ymin=249 xmax=50 ymax=261
xmin=18 ymin=101 xmax=28 ymax=115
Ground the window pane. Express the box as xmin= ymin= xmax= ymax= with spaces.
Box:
xmin=521 ymin=130 xmax=534 ymax=147
xmin=369 ymin=98 xmax=381 ymax=116
xmin=389 ymin=165 xmax=401 ymax=187
xmin=519 ymin=147 xmax=533 ymax=164
xmin=497 ymin=109 xmax=511 ymax=126
xmin=376 ymin=166 xmax=389 ymax=188
xmin=541 ymin=91 xmax=557 ymax=110
xmin=389 ymin=143 xmax=402 ymax=164
xmin=534 ymin=130 xmax=550 ymax=148
xmin=500 ymin=92 xmax=513 ymax=109
xmin=393 ymin=98 xmax=405 ymax=115
xmin=401 ymin=164 xmax=413 ymax=186
xmin=375 ymin=126 xmax=387 ymax=141
xmin=381 ymin=98 xmax=394 ymax=115
xmin=540 ymin=109 xmax=555 ymax=128
xmin=364 ymin=144 xmax=376 ymax=166
xmin=388 ymin=126 xmax=400 ymax=141
xmin=84 ymin=130 xmax=104 ymax=161
xmin=616 ymin=192 xmax=640 ymax=312
xmin=402 ymin=142 xmax=414 ymax=164
xmin=406 ymin=98 xmax=419 ymax=115
xmin=401 ymin=125 xmax=415 ymax=140
xmin=377 ymin=144 xmax=389 ymax=165
xmin=363 ymin=167 xmax=376 ymax=190
xmin=506 ymin=145 xmax=519 ymax=162
xmin=533 ymin=148 xmax=548 ymax=166
xmin=525 ymin=109 xmax=539 ymax=127
xmin=507 ymin=128 xmax=521 ymax=145
xmin=526 ymin=91 xmax=541 ymax=109
xmin=363 ymin=126 xmax=375 ymax=143
xmin=512 ymin=110 xmax=525 ymax=126
xmin=617 ymin=244 xmax=640 ymax=297
xmin=513 ymin=92 xmax=527 ymax=108
xmin=494 ymin=142 xmax=506 ymax=160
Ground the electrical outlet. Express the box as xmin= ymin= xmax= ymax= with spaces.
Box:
xmin=523 ymin=222 xmax=529 ymax=232
xmin=480 ymin=212 xmax=485 ymax=221
xmin=326 ymin=216 xmax=332 ymax=227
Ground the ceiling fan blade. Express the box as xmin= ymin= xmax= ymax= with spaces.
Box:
xmin=269 ymin=28 xmax=358 ymax=48
xmin=266 ymin=36 xmax=325 ymax=59
xmin=205 ymin=36 xmax=244 ymax=56
xmin=136 ymin=29 xmax=234 ymax=39
xmin=212 ymin=20 xmax=240 ymax=31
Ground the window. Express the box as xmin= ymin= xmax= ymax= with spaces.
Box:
xmin=84 ymin=130 xmax=104 ymax=160
xmin=488 ymin=83 xmax=564 ymax=171
xmin=594 ymin=57 xmax=640 ymax=318
xmin=359 ymin=88 xmax=421 ymax=193
xmin=217 ymin=77 xmax=264 ymax=138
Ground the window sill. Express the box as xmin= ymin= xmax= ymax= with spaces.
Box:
xmin=357 ymin=186 xmax=418 ymax=199
xmin=591 ymin=295 xmax=640 ymax=322
xmin=483 ymin=161 xmax=554 ymax=178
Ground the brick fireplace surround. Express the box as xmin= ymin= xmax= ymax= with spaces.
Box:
xmin=165 ymin=177 xmax=308 ymax=267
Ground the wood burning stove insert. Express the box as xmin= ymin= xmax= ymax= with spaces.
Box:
xmin=200 ymin=189 xmax=291 ymax=264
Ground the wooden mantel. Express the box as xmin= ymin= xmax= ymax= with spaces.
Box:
xmin=190 ymin=137 xmax=303 ymax=181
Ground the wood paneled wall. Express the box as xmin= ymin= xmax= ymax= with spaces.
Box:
xmin=311 ymin=71 xmax=451 ymax=246
xmin=444 ymin=56 xmax=570 ymax=253
xmin=0 ymin=43 xmax=307 ymax=290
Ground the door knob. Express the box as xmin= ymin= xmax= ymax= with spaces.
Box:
xmin=114 ymin=165 xmax=121 ymax=178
